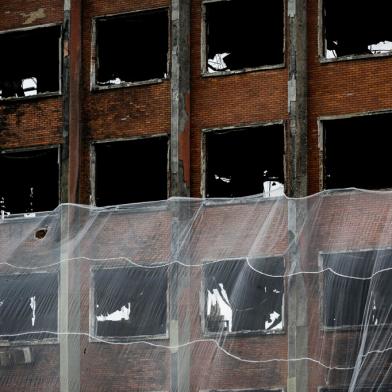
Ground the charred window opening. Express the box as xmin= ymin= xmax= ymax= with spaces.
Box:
xmin=94 ymin=136 xmax=168 ymax=206
xmin=93 ymin=266 xmax=168 ymax=338
xmin=0 ymin=148 xmax=59 ymax=216
xmin=205 ymin=125 xmax=284 ymax=198
xmin=323 ymin=0 xmax=392 ymax=59
xmin=204 ymin=0 xmax=284 ymax=73
xmin=323 ymin=113 xmax=392 ymax=190
xmin=0 ymin=26 xmax=61 ymax=99
xmin=0 ymin=273 xmax=58 ymax=342
xmin=95 ymin=9 xmax=169 ymax=86
xmin=323 ymin=249 xmax=392 ymax=328
xmin=203 ymin=258 xmax=284 ymax=334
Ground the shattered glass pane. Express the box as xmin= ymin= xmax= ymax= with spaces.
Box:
xmin=208 ymin=53 xmax=230 ymax=73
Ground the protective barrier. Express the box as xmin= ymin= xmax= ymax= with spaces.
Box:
xmin=0 ymin=189 xmax=391 ymax=392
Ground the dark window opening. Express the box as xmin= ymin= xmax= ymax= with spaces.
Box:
xmin=0 ymin=26 xmax=61 ymax=99
xmin=205 ymin=0 xmax=284 ymax=73
xmin=93 ymin=266 xmax=168 ymax=338
xmin=205 ymin=125 xmax=284 ymax=198
xmin=94 ymin=136 xmax=168 ymax=206
xmin=323 ymin=0 xmax=392 ymax=59
xmin=0 ymin=148 xmax=59 ymax=215
xmin=203 ymin=258 xmax=284 ymax=334
xmin=95 ymin=9 xmax=169 ymax=85
xmin=323 ymin=113 xmax=392 ymax=190
xmin=323 ymin=249 xmax=392 ymax=328
xmin=0 ymin=273 xmax=58 ymax=342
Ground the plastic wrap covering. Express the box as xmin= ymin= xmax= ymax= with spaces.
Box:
xmin=1 ymin=189 xmax=392 ymax=391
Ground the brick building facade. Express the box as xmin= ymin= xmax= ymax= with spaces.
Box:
xmin=0 ymin=0 xmax=392 ymax=391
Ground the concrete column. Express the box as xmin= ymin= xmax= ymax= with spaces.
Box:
xmin=287 ymin=2 xmax=309 ymax=387
xmin=287 ymin=0 xmax=308 ymax=198
xmin=169 ymin=200 xmax=192 ymax=392
xmin=60 ymin=0 xmax=82 ymax=391
xmin=170 ymin=0 xmax=191 ymax=198
xmin=287 ymin=198 xmax=309 ymax=392
xmin=170 ymin=2 xmax=192 ymax=390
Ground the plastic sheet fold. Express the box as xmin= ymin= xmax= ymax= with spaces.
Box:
xmin=0 ymin=189 xmax=392 ymax=391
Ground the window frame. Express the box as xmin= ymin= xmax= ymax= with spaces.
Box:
xmin=318 ymin=110 xmax=392 ymax=192
xmin=318 ymin=0 xmax=392 ymax=63
xmin=201 ymin=0 xmax=286 ymax=78
xmin=91 ymin=7 xmax=171 ymax=91
xmin=201 ymin=121 xmax=286 ymax=198
xmin=200 ymin=256 xmax=286 ymax=338
xmin=319 ymin=247 xmax=392 ymax=331
xmin=0 ymin=144 xmax=61 ymax=217
xmin=0 ymin=271 xmax=59 ymax=347
xmin=89 ymin=134 xmax=170 ymax=207
xmin=0 ymin=23 xmax=62 ymax=102
xmin=89 ymin=264 xmax=170 ymax=343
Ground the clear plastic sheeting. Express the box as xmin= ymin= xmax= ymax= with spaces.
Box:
xmin=1 ymin=189 xmax=392 ymax=391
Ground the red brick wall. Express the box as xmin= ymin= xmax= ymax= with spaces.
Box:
xmin=0 ymin=1 xmax=63 ymax=31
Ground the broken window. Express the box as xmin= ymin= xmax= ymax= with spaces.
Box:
xmin=0 ymin=148 xmax=60 ymax=216
xmin=94 ymin=136 xmax=168 ymax=206
xmin=204 ymin=0 xmax=284 ymax=73
xmin=0 ymin=273 xmax=58 ymax=342
xmin=323 ymin=113 xmax=392 ymax=190
xmin=323 ymin=249 xmax=392 ymax=328
xmin=205 ymin=125 xmax=284 ymax=198
xmin=0 ymin=25 xmax=61 ymax=99
xmin=203 ymin=258 xmax=284 ymax=334
xmin=95 ymin=9 xmax=169 ymax=86
xmin=93 ymin=266 xmax=168 ymax=338
xmin=323 ymin=0 xmax=392 ymax=59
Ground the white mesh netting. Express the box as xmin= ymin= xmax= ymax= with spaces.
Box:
xmin=0 ymin=189 xmax=392 ymax=391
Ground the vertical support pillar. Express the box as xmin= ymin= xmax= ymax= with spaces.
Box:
xmin=288 ymin=0 xmax=308 ymax=198
xmin=287 ymin=198 xmax=308 ymax=392
xmin=170 ymin=0 xmax=191 ymax=197
xmin=170 ymin=1 xmax=191 ymax=391
xmin=287 ymin=2 xmax=309 ymax=386
xmin=169 ymin=201 xmax=192 ymax=392
xmin=60 ymin=0 xmax=82 ymax=391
